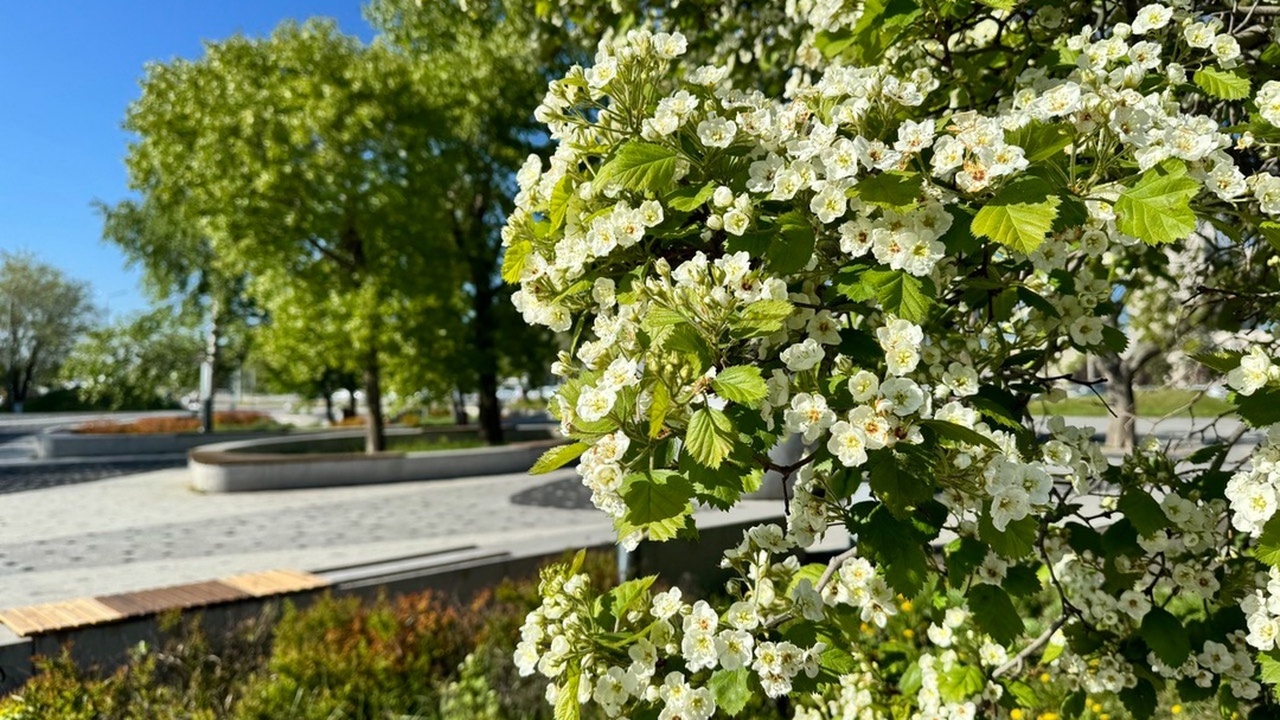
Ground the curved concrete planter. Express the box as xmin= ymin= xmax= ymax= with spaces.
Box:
xmin=188 ymin=427 xmax=564 ymax=493
xmin=35 ymin=428 xmax=292 ymax=459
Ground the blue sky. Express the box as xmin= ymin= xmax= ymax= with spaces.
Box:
xmin=0 ymin=2 xmax=371 ymax=320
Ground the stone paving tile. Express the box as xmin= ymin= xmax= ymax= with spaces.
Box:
xmin=510 ymin=475 xmax=593 ymax=510
xmin=0 ymin=471 xmax=602 ymax=578
xmin=0 ymin=460 xmax=185 ymax=495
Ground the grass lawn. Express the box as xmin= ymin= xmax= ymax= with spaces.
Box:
xmin=1029 ymin=388 xmax=1234 ymax=418
xmin=385 ymin=434 xmax=488 ymax=452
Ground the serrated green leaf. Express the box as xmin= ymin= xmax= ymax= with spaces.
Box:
xmin=843 ymin=268 xmax=935 ymax=323
xmin=666 ymin=182 xmax=716 ymax=212
xmin=595 ymin=141 xmax=679 ymax=192
xmin=685 ymin=408 xmax=735 ymax=469
xmin=530 ymin=442 xmax=588 ymax=475
xmin=1235 ymin=387 xmax=1280 ymax=428
xmin=603 ymin=575 xmax=657 ymax=621
xmin=971 ymin=177 xmax=1061 ymax=254
xmin=1191 ymin=350 xmax=1245 ymax=375
xmin=649 ymin=381 xmax=671 ymax=439
xmin=918 ymin=419 xmax=999 ymax=450
xmin=860 ymin=506 xmax=929 ymax=595
xmin=501 ymin=241 xmax=533 ymax=284
xmin=767 ymin=210 xmax=816 ymax=274
xmin=708 ymin=668 xmax=752 ymax=716
xmin=1260 ymin=649 xmax=1280 ymax=685
xmin=1260 ymin=221 xmax=1280 ymax=252
xmin=549 ymin=176 xmax=572 ymax=232
xmin=1194 ymin=66 xmax=1251 ymax=100
xmin=1119 ymin=677 xmax=1158 ymax=720
xmin=979 ymin=513 xmax=1037 ymax=559
xmin=622 ymin=470 xmax=694 ymax=523
xmin=1118 ymin=488 xmax=1168 ymax=537
xmin=1256 ymin=515 xmax=1280 ymax=566
xmin=968 ymin=584 xmax=1025 ymax=646
xmin=713 ymin=366 xmax=768 ymax=407
xmin=731 ymin=299 xmax=794 ymax=338
xmin=554 ymin=667 xmax=580 ymax=720
xmin=1140 ymin=606 xmax=1191 ymax=667
xmin=1008 ymin=122 xmax=1072 ymax=163
xmin=938 ymin=664 xmax=985 ymax=703
xmin=1115 ymin=158 xmax=1199 ymax=244
xmin=853 ymin=171 xmax=922 ymax=210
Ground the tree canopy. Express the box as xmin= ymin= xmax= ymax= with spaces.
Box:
xmin=0 ymin=252 xmax=95 ymax=411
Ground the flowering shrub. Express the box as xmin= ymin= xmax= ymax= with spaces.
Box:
xmin=504 ymin=0 xmax=1280 ymax=717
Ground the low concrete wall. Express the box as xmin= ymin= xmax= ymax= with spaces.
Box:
xmin=0 ymin=514 xmax=783 ymax=692
xmin=35 ymin=429 xmax=292 ymax=459
xmin=188 ymin=427 xmax=564 ymax=492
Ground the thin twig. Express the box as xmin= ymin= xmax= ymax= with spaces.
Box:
xmin=992 ymin=617 xmax=1067 ymax=678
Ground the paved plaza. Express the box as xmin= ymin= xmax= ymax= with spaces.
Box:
xmin=0 ymin=411 xmax=1260 ymax=610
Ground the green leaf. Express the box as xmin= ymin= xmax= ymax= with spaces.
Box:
xmin=1118 ymin=488 xmax=1168 ymax=537
xmin=648 ymin=381 xmax=671 ymax=439
xmin=918 ymin=419 xmax=999 ymax=450
xmin=1191 ymin=350 xmax=1244 ymax=375
xmin=1008 ymin=122 xmax=1072 ymax=163
xmin=595 ymin=141 xmax=679 ymax=192
xmin=1194 ymin=66 xmax=1252 ymax=100
xmin=685 ymin=408 xmax=736 ymax=469
xmin=1140 ymin=606 xmax=1191 ymax=667
xmin=1260 ymin=221 xmax=1280 ymax=252
xmin=530 ymin=442 xmax=588 ymax=475
xmin=1119 ymin=677 xmax=1158 ymax=720
xmin=666 ymin=183 xmax=716 ymax=212
xmin=967 ymin=585 xmax=1025 ymax=646
xmin=1255 ymin=515 xmax=1280 ymax=566
xmin=859 ymin=506 xmax=929 ymax=595
xmin=1234 ymin=387 xmax=1280 ymax=428
xmin=766 ymin=211 xmax=816 ymax=274
xmin=1260 ymin=649 xmax=1280 ymax=685
xmin=1061 ymin=690 xmax=1086 ymax=718
xmin=868 ymin=451 xmax=934 ymax=517
xmin=712 ymin=366 xmax=768 ymax=408
xmin=501 ymin=241 xmax=533 ymax=284
xmin=554 ymin=667 xmax=580 ymax=720
xmin=853 ymin=171 xmax=922 ymax=210
xmin=730 ymin=299 xmax=794 ymax=338
xmin=549 ymin=176 xmax=573 ymax=232
xmin=622 ymin=470 xmax=694 ymax=523
xmin=938 ymin=664 xmax=985 ymax=703
xmin=708 ymin=668 xmax=751 ymax=716
xmin=842 ymin=268 xmax=935 ymax=323
xmin=979 ymin=514 xmax=1037 ymax=559
xmin=603 ymin=575 xmax=657 ymax=621
xmin=971 ymin=177 xmax=1061 ymax=254
xmin=1115 ymin=158 xmax=1199 ymax=244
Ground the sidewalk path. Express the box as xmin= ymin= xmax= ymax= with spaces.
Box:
xmin=0 ymin=467 xmax=783 ymax=608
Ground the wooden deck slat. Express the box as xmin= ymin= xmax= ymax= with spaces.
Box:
xmin=0 ymin=568 xmax=327 ymax=637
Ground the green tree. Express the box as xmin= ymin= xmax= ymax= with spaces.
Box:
xmin=123 ymin=20 xmax=461 ymax=452
xmin=366 ymin=0 xmax=560 ymax=443
xmin=60 ymin=307 xmax=203 ymax=410
xmin=97 ymin=197 xmax=256 ymax=431
xmin=0 ymin=252 xmax=95 ymax=412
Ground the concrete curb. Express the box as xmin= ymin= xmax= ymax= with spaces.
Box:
xmin=188 ymin=428 xmax=565 ymax=492
xmin=35 ymin=428 xmax=293 ymax=459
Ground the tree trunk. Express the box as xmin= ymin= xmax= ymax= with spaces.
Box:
xmin=1102 ymin=360 xmax=1137 ymax=451
xmin=471 ymin=272 xmax=503 ymax=445
xmin=452 ymin=388 xmax=469 ymax=425
xmin=364 ymin=346 xmax=386 ymax=454
xmin=200 ymin=302 xmax=222 ymax=433
xmin=321 ymin=392 xmax=335 ymax=425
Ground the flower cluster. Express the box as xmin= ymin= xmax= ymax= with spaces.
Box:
xmin=505 ymin=0 xmax=1280 ymax=716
